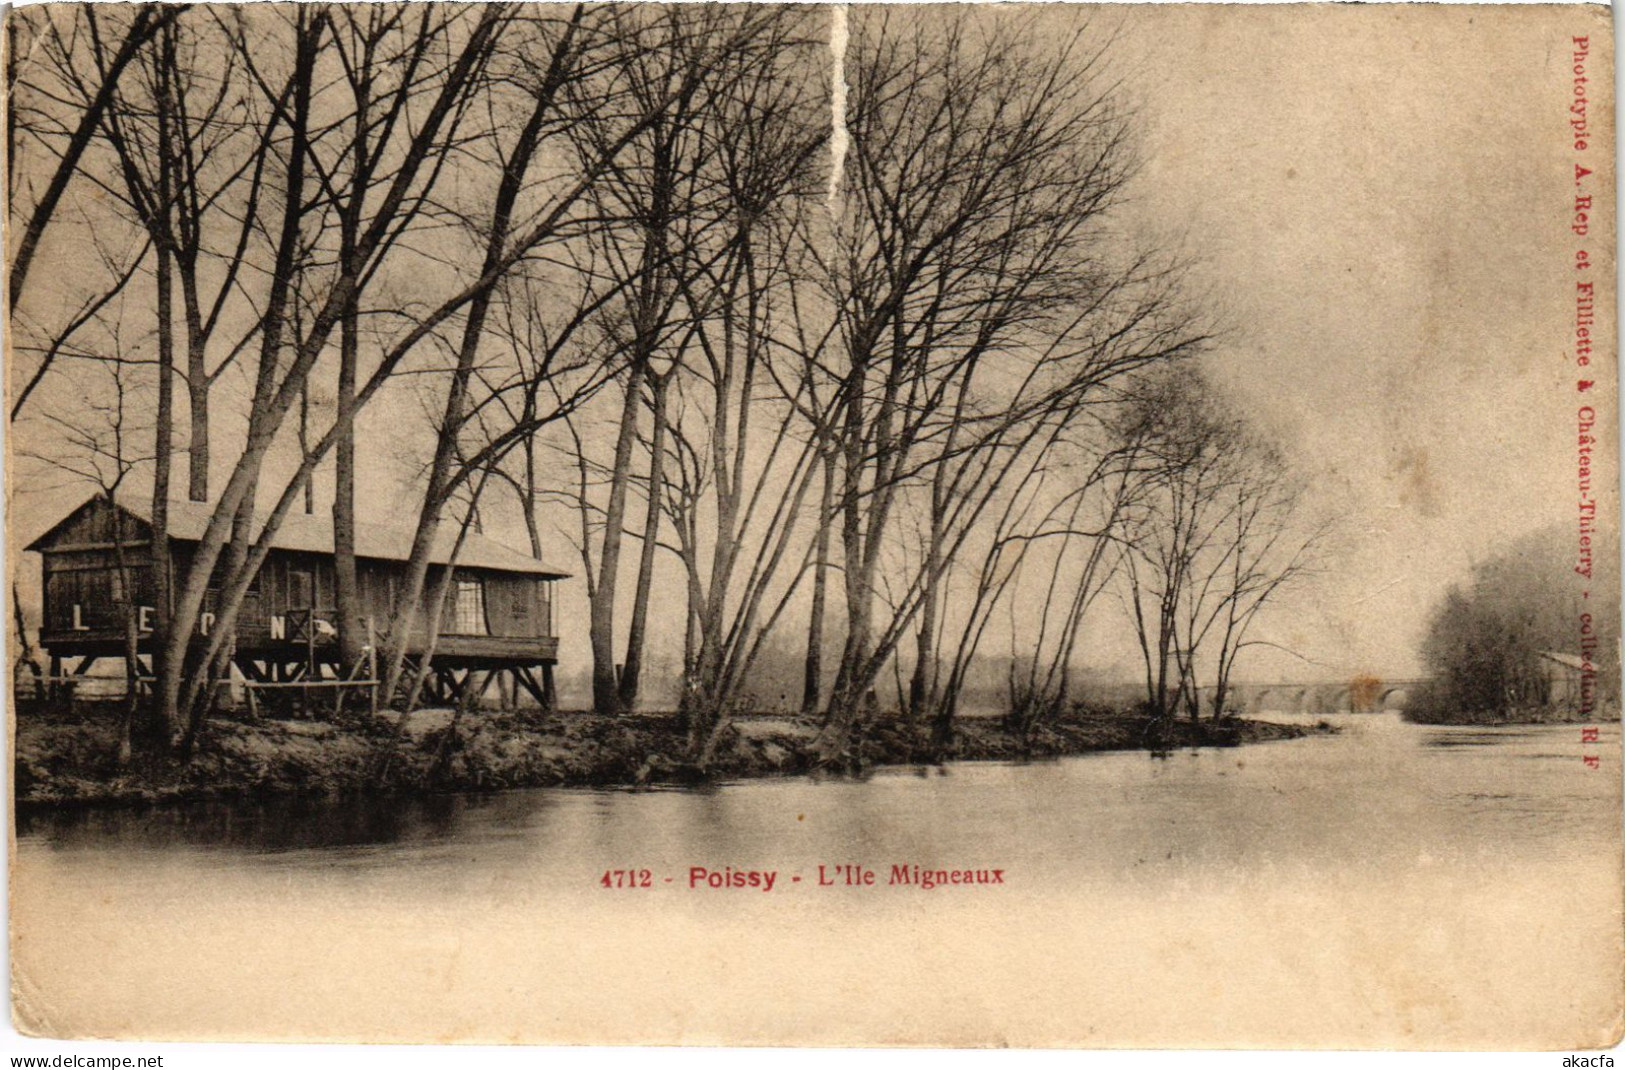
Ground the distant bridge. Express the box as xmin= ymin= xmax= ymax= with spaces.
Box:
xmin=1200 ymin=678 xmax=1431 ymax=715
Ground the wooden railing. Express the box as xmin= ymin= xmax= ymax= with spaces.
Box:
xmin=242 ymin=676 xmax=378 ymax=719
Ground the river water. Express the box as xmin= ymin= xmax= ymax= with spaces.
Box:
xmin=12 ymin=713 xmax=1623 ymax=1047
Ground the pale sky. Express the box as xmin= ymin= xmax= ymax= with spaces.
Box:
xmin=1096 ymin=3 xmax=1616 ymax=679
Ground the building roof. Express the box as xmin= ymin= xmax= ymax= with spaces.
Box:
xmin=27 ymin=494 xmax=569 ymax=579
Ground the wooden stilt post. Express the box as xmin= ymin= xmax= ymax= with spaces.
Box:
xmin=512 ymin=666 xmax=547 ymax=708
xmin=475 ymin=668 xmax=498 ymax=707
xmin=367 ymin=618 xmax=378 ymax=718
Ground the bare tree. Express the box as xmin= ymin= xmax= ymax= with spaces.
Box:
xmin=374 ymin=6 xmax=789 ymax=707
xmin=1197 ymin=434 xmax=1320 ymax=722
xmin=155 ymin=5 xmax=534 ymax=745
xmin=1116 ymin=368 xmax=1318 ymax=723
xmin=18 ymin=338 xmax=156 ymax=758
xmin=45 ymin=8 xmax=290 ymax=718
xmin=558 ymin=5 xmax=826 ymax=718
xmin=656 ymin=11 xmax=828 ymax=753
xmin=800 ymin=8 xmax=1207 ymax=764
xmin=7 ymin=4 xmax=177 ymax=307
xmin=937 ymin=418 xmax=1145 ymax=749
xmin=12 ymin=4 xmax=1238 ymax=775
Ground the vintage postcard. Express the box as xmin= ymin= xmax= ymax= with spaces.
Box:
xmin=5 ymin=1 xmax=1620 ymax=1052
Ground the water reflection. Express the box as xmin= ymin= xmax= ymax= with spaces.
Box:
xmin=21 ymin=793 xmax=467 ymax=852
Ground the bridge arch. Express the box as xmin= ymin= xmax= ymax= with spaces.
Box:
xmin=1187 ymin=679 xmax=1428 ymax=715
xmin=1248 ymin=687 xmax=1283 ymax=713
xmin=1377 ymin=686 xmax=1411 ymax=710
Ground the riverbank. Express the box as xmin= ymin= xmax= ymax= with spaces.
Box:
xmin=1402 ymin=702 xmax=1618 ymax=726
xmin=13 ymin=702 xmax=1329 ymax=810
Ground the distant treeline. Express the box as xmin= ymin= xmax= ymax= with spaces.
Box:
xmin=1406 ymin=525 xmax=1619 ymax=724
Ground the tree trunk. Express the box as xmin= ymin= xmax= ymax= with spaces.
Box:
xmin=181 ymin=277 xmax=209 ymax=502
xmin=590 ymin=360 xmax=648 ymax=714
xmin=815 ymin=447 xmax=877 ymax=759
xmin=619 ymin=372 xmax=668 ymax=709
xmin=930 ymin=689 xmax=958 ymax=756
xmin=521 ymin=433 xmax=544 ymax=558
xmin=908 ymin=517 xmax=945 ymax=724
xmin=813 ymin=380 xmax=879 ymax=760
xmin=110 ymin=504 xmax=140 ymax=765
xmin=801 ymin=449 xmax=835 ymax=716
xmin=145 ymin=77 xmax=175 ymax=746
xmin=332 ymin=277 xmax=364 ymax=676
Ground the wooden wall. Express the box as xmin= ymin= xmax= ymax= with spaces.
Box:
xmin=35 ymin=499 xmax=557 ymax=652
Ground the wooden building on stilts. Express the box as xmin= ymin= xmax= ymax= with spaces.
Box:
xmin=25 ymin=494 xmax=565 ymax=713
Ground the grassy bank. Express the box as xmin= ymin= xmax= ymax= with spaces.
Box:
xmin=14 ymin=701 xmax=1328 ymax=811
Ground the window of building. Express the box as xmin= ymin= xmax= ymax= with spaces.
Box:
xmin=454 ymin=579 xmax=488 ymax=636
xmin=289 ymin=569 xmax=315 ymax=611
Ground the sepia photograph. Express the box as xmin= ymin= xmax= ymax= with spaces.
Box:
xmin=4 ymin=0 xmax=1620 ymax=1053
